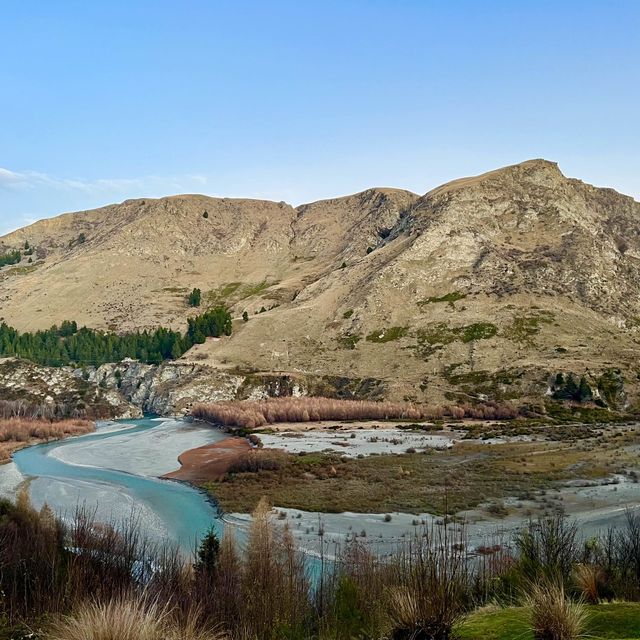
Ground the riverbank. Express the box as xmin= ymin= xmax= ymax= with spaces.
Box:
xmin=164 ymin=436 xmax=252 ymax=482
xmin=4 ymin=414 xmax=639 ymax=566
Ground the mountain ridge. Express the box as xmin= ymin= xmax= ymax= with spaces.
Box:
xmin=2 ymin=159 xmax=640 ymax=407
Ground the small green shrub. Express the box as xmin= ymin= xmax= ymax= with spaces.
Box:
xmin=338 ymin=333 xmax=362 ymax=350
xmin=188 ymin=288 xmax=202 ymax=307
xmin=418 ymin=291 xmax=467 ymax=306
xmin=504 ymin=313 xmax=554 ymax=343
xmin=366 ymin=327 xmax=408 ymax=343
xmin=333 ymin=576 xmax=367 ymax=640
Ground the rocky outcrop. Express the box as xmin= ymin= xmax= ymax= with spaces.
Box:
xmin=0 ymin=358 xmax=140 ymax=419
xmin=82 ymin=360 xmax=245 ymax=416
xmin=78 ymin=360 xmax=387 ymax=416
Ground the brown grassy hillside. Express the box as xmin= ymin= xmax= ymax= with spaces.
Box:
xmin=2 ymin=159 xmax=640 ymax=406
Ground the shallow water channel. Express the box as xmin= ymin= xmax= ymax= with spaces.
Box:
xmin=11 ymin=417 xmax=227 ymax=554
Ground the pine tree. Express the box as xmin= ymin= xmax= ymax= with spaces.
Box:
xmin=195 ymin=527 xmax=220 ymax=574
xmin=188 ymin=288 xmax=202 ymax=307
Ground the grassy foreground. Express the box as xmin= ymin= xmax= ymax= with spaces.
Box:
xmin=2 ymin=491 xmax=640 ymax=640
xmin=457 ymin=603 xmax=640 ymax=639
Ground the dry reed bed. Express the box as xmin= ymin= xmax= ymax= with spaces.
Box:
xmin=0 ymin=418 xmax=94 ymax=462
xmin=191 ymin=397 xmax=518 ymax=429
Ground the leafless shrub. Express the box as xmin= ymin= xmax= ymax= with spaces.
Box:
xmin=514 ymin=516 xmax=579 ymax=582
xmin=0 ymin=417 xmax=93 ymax=442
xmin=226 ymin=450 xmax=286 ymax=474
xmin=328 ymin=538 xmax=390 ymax=637
xmin=605 ymin=508 xmax=640 ymax=600
xmin=387 ymin=525 xmax=472 ymax=640
xmin=0 ymin=417 xmax=94 ymax=461
xmin=0 ymin=398 xmax=93 ymax=420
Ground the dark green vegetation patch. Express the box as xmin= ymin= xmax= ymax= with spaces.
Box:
xmin=418 ymin=290 xmax=467 ymax=306
xmin=0 ymin=307 xmax=232 ymax=367
xmin=0 ymin=250 xmax=22 ymax=269
xmin=365 ymin=326 xmax=408 ymax=343
xmin=503 ymin=311 xmax=554 ymax=343
xmin=416 ymin=322 xmax=498 ymax=357
xmin=337 ymin=333 xmax=362 ymax=350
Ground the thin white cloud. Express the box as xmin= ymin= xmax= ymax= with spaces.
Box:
xmin=0 ymin=167 xmax=210 ymax=196
xmin=0 ymin=168 xmax=26 ymax=186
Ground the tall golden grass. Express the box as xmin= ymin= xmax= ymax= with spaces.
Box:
xmin=48 ymin=597 xmax=227 ymax=640
xmin=573 ymin=564 xmax=605 ymax=604
xmin=527 ymin=579 xmax=588 ymax=640
xmin=191 ymin=397 xmax=517 ymax=429
xmin=0 ymin=417 xmax=94 ymax=462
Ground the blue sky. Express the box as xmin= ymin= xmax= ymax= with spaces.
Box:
xmin=1 ymin=0 xmax=638 ymax=235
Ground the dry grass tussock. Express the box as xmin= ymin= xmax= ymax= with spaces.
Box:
xmin=572 ymin=563 xmax=605 ymax=604
xmin=48 ymin=597 xmax=227 ymax=640
xmin=0 ymin=417 xmax=94 ymax=461
xmin=527 ymin=579 xmax=588 ymax=640
xmin=191 ymin=396 xmax=517 ymax=429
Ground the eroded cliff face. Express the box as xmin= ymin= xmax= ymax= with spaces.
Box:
xmin=82 ymin=360 xmax=387 ymax=416
xmin=0 ymin=356 xmax=389 ymax=420
xmin=82 ymin=360 xmax=243 ymax=416
xmin=0 ymin=358 xmax=140 ymax=419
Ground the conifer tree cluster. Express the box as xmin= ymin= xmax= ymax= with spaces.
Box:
xmin=0 ymin=241 xmax=38 ymax=268
xmin=186 ymin=307 xmax=232 ymax=344
xmin=0 ymin=250 xmax=22 ymax=268
xmin=0 ymin=306 xmax=232 ymax=367
xmin=551 ymin=372 xmax=593 ymax=402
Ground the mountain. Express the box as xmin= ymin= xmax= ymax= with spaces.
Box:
xmin=2 ymin=159 xmax=640 ymax=408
